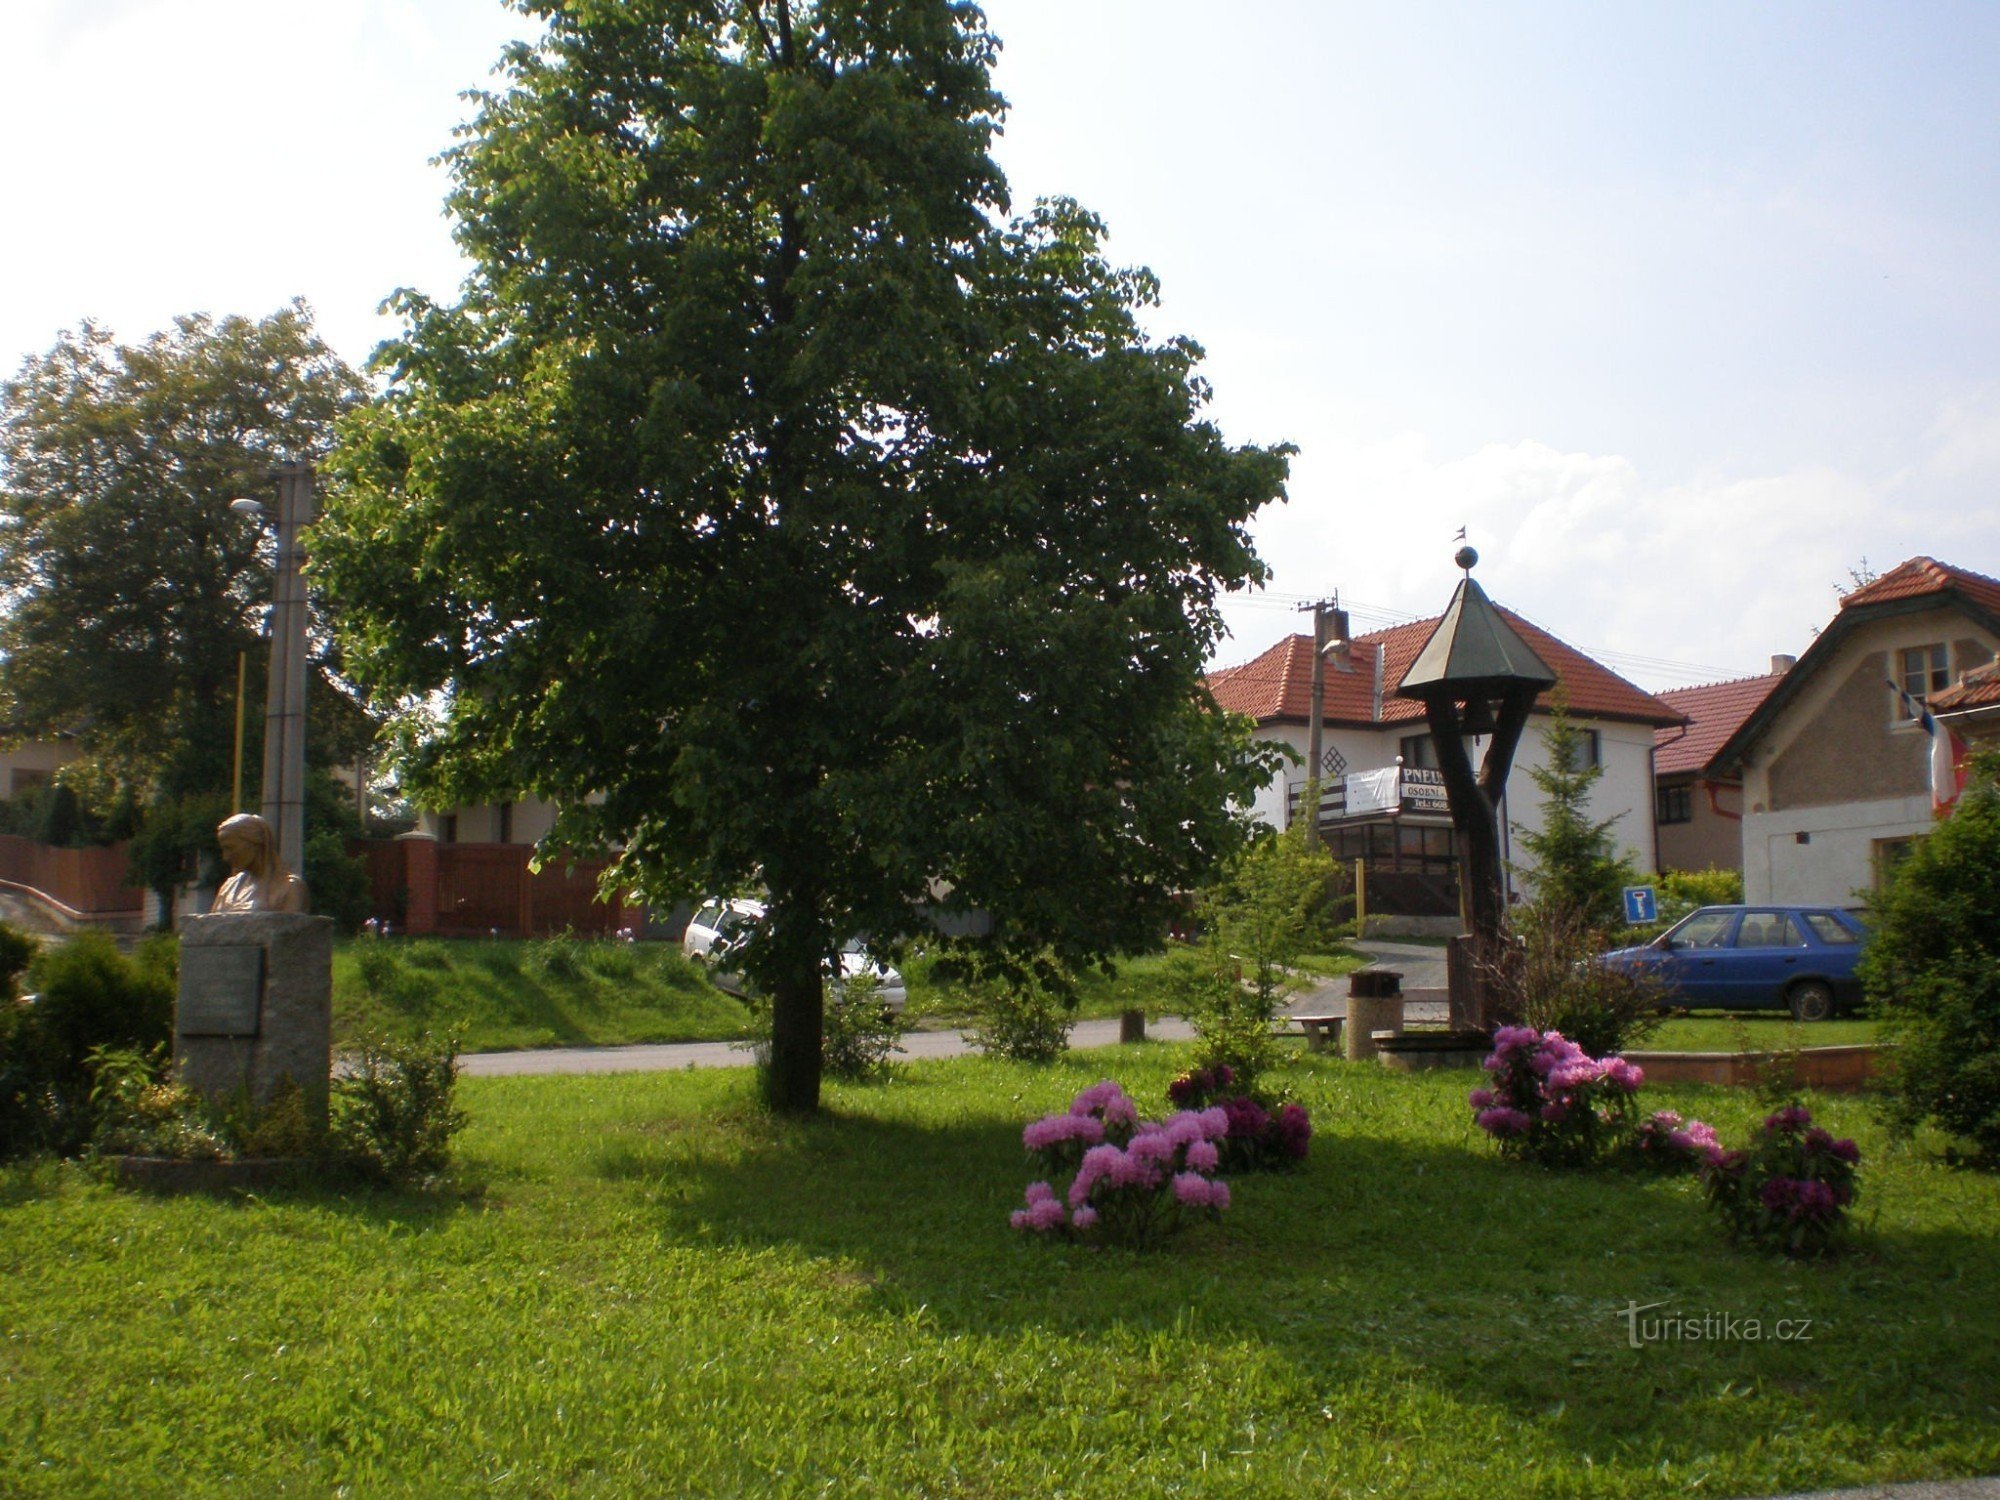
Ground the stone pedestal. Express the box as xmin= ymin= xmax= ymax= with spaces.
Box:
xmin=175 ymin=913 xmax=333 ymax=1136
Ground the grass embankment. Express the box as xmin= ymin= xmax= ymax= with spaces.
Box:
xmin=333 ymin=934 xmax=1878 ymax=1057
xmin=3 ymin=1049 xmax=1995 ymax=1496
xmin=332 ymin=935 xmax=759 ymax=1053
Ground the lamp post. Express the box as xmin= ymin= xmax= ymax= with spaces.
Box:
xmin=231 ymin=462 xmax=314 ymax=868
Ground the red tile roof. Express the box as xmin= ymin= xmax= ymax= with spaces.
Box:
xmin=1651 ymin=673 xmax=1784 ymax=776
xmin=1841 ymin=556 xmax=2000 ymax=617
xmin=1207 ymin=607 xmax=1681 ymax=728
xmin=1932 ymin=658 xmax=2000 ymax=714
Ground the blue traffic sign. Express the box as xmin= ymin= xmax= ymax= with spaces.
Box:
xmin=1622 ymin=886 xmax=1659 ymax=924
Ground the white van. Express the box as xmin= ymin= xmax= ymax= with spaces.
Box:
xmin=682 ymin=897 xmax=908 ymax=1012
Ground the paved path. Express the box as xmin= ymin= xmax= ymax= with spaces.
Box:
xmin=1751 ymin=1482 xmax=2000 ymax=1500
xmin=461 ymin=1015 xmax=1199 ymax=1077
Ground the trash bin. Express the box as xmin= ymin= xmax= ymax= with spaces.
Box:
xmin=1345 ymin=968 xmax=1405 ymax=1061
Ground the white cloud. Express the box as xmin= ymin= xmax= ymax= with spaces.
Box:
xmin=1220 ymin=409 xmax=2000 ymax=691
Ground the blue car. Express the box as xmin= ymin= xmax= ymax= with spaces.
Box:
xmin=1599 ymin=905 xmax=1868 ymax=1021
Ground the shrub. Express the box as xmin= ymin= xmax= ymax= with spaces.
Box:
xmin=1860 ymin=749 xmax=2000 ymax=1163
xmin=1659 ymin=866 xmax=1744 ymax=910
xmin=1166 ymin=1063 xmax=1313 ymax=1170
xmin=1163 ymin=946 xmax=1284 ymax=1091
xmin=1625 ymin=1109 xmax=1720 ymax=1174
xmin=965 ymin=969 xmax=1073 ymax=1063
xmin=1500 ymin=906 xmax=1666 ymax=1059
xmin=1700 ymin=1103 xmax=1860 ymax=1257
xmin=822 ymin=971 xmax=906 ymax=1082
xmin=1011 ymin=1079 xmax=1230 ymax=1247
xmin=1 ymin=931 xmax=175 ymax=1157
xmin=85 ymin=1046 xmax=317 ymax=1162
xmin=331 ymin=1031 xmax=468 ymax=1184
xmin=353 ymin=932 xmax=404 ymax=997
xmin=1469 ymin=1025 xmax=1645 ymax=1167
xmin=86 ymin=1045 xmax=228 ymax=1161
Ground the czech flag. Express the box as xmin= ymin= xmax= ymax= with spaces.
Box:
xmin=1888 ymin=679 xmax=1969 ymax=816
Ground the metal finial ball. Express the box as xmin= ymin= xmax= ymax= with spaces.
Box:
xmin=1454 ymin=545 xmax=1478 ymax=571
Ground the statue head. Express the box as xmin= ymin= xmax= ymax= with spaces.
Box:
xmin=216 ymin=812 xmax=282 ymax=878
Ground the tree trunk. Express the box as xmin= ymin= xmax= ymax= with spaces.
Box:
xmin=765 ymin=964 xmax=823 ymax=1114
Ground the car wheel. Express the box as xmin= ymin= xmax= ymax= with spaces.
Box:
xmin=1788 ymin=980 xmax=1836 ymax=1023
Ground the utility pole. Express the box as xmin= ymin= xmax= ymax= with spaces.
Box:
xmin=260 ymin=462 xmax=314 ymax=868
xmin=1299 ymin=597 xmax=1352 ymax=849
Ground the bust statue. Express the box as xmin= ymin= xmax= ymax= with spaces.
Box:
xmin=211 ymin=813 xmax=309 ymax=914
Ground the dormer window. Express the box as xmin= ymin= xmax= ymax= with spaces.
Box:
xmin=1897 ymin=643 xmax=1950 ymax=715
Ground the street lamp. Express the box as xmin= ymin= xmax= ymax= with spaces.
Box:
xmin=229 ymin=463 xmax=314 ymax=868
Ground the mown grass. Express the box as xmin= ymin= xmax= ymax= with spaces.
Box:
xmin=1645 ymin=1016 xmax=1881 ymax=1052
xmin=3 ymin=1047 xmax=1995 ymax=1497
xmin=332 ymin=935 xmax=760 ymax=1052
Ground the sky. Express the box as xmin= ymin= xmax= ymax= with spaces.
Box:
xmin=4 ymin=0 xmax=1998 ymax=691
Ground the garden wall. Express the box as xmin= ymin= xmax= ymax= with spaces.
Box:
xmin=356 ymin=836 xmax=641 ymax=938
xmin=0 ymin=835 xmax=142 ymax=917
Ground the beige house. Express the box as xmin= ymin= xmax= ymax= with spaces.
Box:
xmin=0 ymin=732 xmax=80 ymax=801
xmin=1650 ymin=666 xmax=1786 ymax=874
xmin=1713 ymin=557 xmax=2000 ymax=905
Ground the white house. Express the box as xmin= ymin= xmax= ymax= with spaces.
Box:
xmin=1207 ymin=607 xmax=1682 ymax=916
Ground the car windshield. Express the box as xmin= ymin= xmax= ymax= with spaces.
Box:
xmin=1668 ymin=910 xmax=1736 ymax=949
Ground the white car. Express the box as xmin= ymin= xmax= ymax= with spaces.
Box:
xmin=682 ymin=898 xmax=908 ymax=1012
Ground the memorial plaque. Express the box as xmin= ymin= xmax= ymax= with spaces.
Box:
xmin=178 ymin=946 xmax=265 ymax=1036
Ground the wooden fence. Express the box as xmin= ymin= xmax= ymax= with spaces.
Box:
xmin=0 ymin=835 xmax=142 ymax=917
xmin=358 ymin=838 xmax=636 ymax=937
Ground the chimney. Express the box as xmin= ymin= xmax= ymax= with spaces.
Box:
xmin=1770 ymin=654 xmax=1797 ymax=675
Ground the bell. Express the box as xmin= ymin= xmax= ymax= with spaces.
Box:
xmin=1458 ymin=695 xmax=1497 ymax=737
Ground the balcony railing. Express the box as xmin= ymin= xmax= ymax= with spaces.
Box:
xmin=1286 ymin=766 xmax=1449 ymax=829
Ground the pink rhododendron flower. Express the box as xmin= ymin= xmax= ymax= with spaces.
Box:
xmin=1186 ymin=1139 xmax=1220 ymax=1172
xmin=1172 ymin=1171 xmax=1213 ymax=1206
xmin=1468 ymin=1088 xmax=1495 ymax=1110
xmin=1070 ymin=1205 xmax=1098 ymax=1230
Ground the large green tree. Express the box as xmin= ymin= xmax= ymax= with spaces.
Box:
xmin=0 ymin=304 xmax=369 ymax=910
xmin=318 ymin=0 xmax=1291 ymax=1111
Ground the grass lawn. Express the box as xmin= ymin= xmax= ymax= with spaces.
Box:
xmin=1644 ymin=1016 xmax=1881 ymax=1052
xmin=3 ymin=1047 xmax=1995 ymax=1496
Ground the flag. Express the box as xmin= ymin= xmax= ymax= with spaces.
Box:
xmin=1887 ymin=679 xmax=1968 ymax=815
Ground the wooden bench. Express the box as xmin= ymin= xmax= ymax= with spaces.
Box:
xmin=1286 ymin=1013 xmax=1344 ymax=1051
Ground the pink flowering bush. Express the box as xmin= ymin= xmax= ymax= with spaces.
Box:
xmin=1167 ymin=1065 xmax=1313 ymax=1171
xmin=1700 ymin=1103 xmax=1861 ymax=1257
xmin=1469 ymin=1025 xmax=1644 ymax=1167
xmin=1627 ymin=1110 xmax=1721 ymax=1173
xmin=1010 ymin=1079 xmax=1232 ymax=1247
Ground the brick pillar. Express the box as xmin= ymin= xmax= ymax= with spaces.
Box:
xmin=401 ymin=835 xmax=439 ymax=935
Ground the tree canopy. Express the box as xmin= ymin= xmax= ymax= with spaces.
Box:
xmin=0 ymin=304 xmax=370 ymax=903
xmin=317 ymin=0 xmax=1292 ymax=1110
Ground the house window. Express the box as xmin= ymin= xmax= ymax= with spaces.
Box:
xmin=1873 ymin=836 xmax=1920 ymax=888
xmin=1898 ymin=644 xmax=1950 ymax=713
xmin=441 ymin=814 xmax=459 ymax=845
xmin=1562 ymin=728 xmax=1602 ymax=771
xmin=8 ymin=768 xmax=50 ymax=799
xmin=1656 ymin=783 xmax=1692 ymax=825
xmin=1398 ymin=734 xmax=1438 ymax=770
xmin=497 ymin=802 xmax=514 ymax=844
